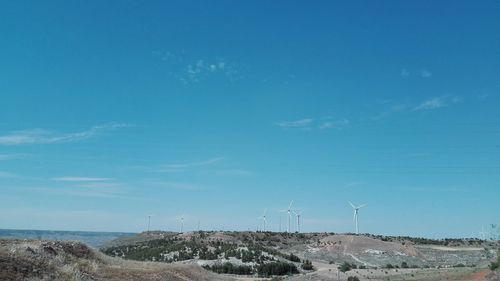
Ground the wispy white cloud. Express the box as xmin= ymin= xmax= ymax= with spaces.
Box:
xmin=399 ymin=68 xmax=432 ymax=78
xmin=371 ymin=104 xmax=408 ymax=120
xmin=160 ymin=157 xmax=223 ymax=172
xmin=420 ymin=69 xmax=432 ymax=78
xmin=31 ymin=186 xmax=126 ymax=198
xmin=276 ymin=117 xmax=350 ymax=131
xmin=414 ymin=97 xmax=447 ymax=111
xmin=183 ymin=59 xmax=237 ymax=83
xmin=76 ymin=182 xmax=122 ymax=188
xmin=216 ymin=169 xmax=254 ymax=177
xmin=374 ymin=96 xmax=460 ymax=120
xmin=51 ymin=177 xmax=113 ymax=182
xmin=0 ymin=123 xmax=128 ymax=146
xmin=318 ymin=118 xmax=350 ymax=130
xmin=400 ymin=69 xmax=410 ymax=78
xmin=275 ymin=118 xmax=314 ymax=128
xmin=151 ymin=50 xmax=176 ymax=61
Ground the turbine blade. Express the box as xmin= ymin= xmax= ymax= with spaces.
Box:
xmin=288 ymin=200 xmax=294 ymax=210
xmin=358 ymin=204 xmax=367 ymax=209
xmin=348 ymin=201 xmax=356 ymax=208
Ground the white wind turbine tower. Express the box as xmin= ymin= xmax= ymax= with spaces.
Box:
xmin=177 ymin=215 xmax=185 ymax=233
xmin=280 ymin=201 xmax=294 ymax=233
xmin=349 ymin=201 xmax=367 ymax=235
xmin=258 ymin=208 xmax=268 ymax=231
xmin=293 ymin=210 xmax=302 ymax=233
xmin=147 ymin=215 xmax=153 ymax=232
xmin=479 ymin=226 xmax=488 ymax=240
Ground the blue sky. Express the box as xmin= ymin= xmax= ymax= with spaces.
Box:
xmin=1 ymin=1 xmax=499 ymax=238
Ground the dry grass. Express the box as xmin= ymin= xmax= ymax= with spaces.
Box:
xmin=0 ymin=239 xmax=233 ymax=281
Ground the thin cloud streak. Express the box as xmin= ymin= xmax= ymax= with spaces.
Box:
xmin=414 ymin=97 xmax=447 ymax=111
xmin=374 ymin=96 xmax=460 ymax=120
xmin=275 ymin=118 xmax=313 ymax=128
xmin=276 ymin=117 xmax=350 ymax=130
xmin=51 ymin=177 xmax=113 ymax=182
xmin=0 ymin=123 xmax=128 ymax=146
xmin=160 ymin=157 xmax=223 ymax=172
xmin=31 ymin=187 xmax=126 ymax=198
xmin=76 ymin=182 xmax=122 ymax=188
xmin=318 ymin=118 xmax=350 ymax=130
xmin=216 ymin=169 xmax=254 ymax=176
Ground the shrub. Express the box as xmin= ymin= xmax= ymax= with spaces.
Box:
xmin=347 ymin=277 xmax=360 ymax=281
xmin=287 ymin=253 xmax=301 ymax=262
xmin=490 ymin=254 xmax=500 ymax=271
xmin=257 ymin=262 xmax=298 ymax=277
xmin=203 ymin=262 xmax=253 ymax=275
xmin=401 ymin=262 xmax=409 ymax=268
xmin=301 ymin=260 xmax=313 ymax=270
xmin=490 ymin=262 xmax=499 ymax=271
xmin=339 ymin=262 xmax=355 ymax=273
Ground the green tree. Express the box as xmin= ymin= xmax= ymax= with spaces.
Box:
xmin=339 ymin=262 xmax=353 ymax=273
xmin=301 ymin=259 xmax=313 ymax=270
xmin=490 ymin=251 xmax=500 ymax=271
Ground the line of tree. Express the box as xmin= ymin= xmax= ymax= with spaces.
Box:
xmin=202 ymin=262 xmax=253 ymax=275
xmin=257 ymin=262 xmax=299 ymax=277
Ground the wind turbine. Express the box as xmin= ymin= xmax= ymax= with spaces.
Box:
xmin=147 ymin=215 xmax=153 ymax=232
xmin=177 ymin=215 xmax=185 ymax=233
xmin=293 ymin=210 xmax=302 ymax=233
xmin=280 ymin=201 xmax=294 ymax=233
xmin=349 ymin=201 xmax=366 ymax=235
xmin=479 ymin=226 xmax=488 ymax=240
xmin=258 ymin=208 xmax=268 ymax=231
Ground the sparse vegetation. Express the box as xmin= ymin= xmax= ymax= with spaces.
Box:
xmin=490 ymin=251 xmax=500 ymax=271
xmin=257 ymin=261 xmax=298 ymax=277
xmin=339 ymin=262 xmax=357 ymax=272
xmin=202 ymin=262 xmax=253 ymax=275
xmin=301 ymin=259 xmax=314 ymax=270
xmin=0 ymin=239 xmax=228 ymax=281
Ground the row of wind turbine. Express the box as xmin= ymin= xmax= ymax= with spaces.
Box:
xmin=260 ymin=200 xmax=366 ymax=234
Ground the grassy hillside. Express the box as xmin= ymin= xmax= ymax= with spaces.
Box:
xmin=0 ymin=239 xmax=232 ymax=281
xmin=101 ymin=231 xmax=498 ymax=278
